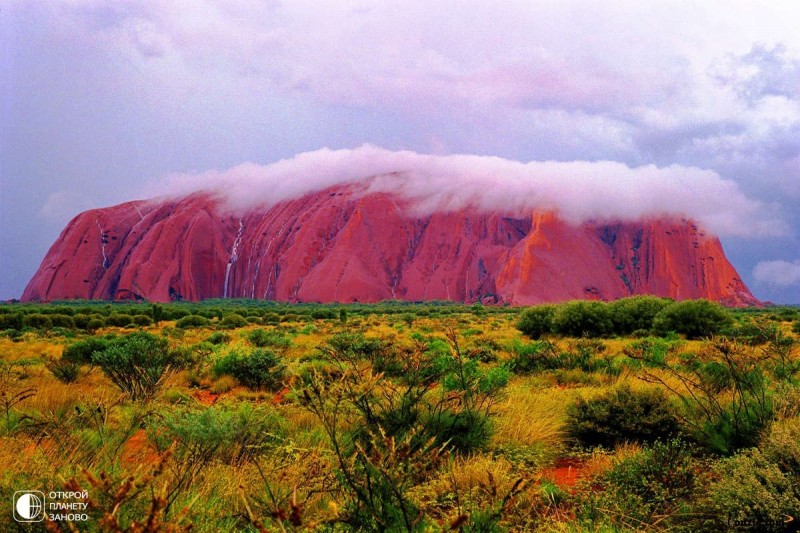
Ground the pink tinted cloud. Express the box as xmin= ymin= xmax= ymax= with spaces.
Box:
xmin=157 ymin=145 xmax=785 ymax=238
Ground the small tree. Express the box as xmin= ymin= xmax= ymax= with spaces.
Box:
xmin=300 ymin=341 xmax=447 ymax=530
xmin=0 ymin=363 xmax=36 ymax=427
xmin=633 ymin=338 xmax=773 ymax=455
xmin=425 ymin=325 xmax=509 ymax=453
xmin=298 ymin=324 xmax=509 ymax=529
xmin=151 ymin=303 xmax=164 ymax=325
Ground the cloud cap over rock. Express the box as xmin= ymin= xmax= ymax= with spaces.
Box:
xmin=158 ymin=145 xmax=785 ymax=238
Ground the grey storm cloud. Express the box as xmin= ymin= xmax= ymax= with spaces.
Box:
xmin=754 ymin=260 xmax=800 ymax=288
xmin=713 ymin=43 xmax=800 ymax=103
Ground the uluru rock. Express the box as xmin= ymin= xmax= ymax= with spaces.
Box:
xmin=22 ymin=184 xmax=759 ymax=306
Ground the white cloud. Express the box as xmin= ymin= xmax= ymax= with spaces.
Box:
xmin=157 ymin=145 xmax=785 ymax=238
xmin=753 ymin=259 xmax=800 ymax=287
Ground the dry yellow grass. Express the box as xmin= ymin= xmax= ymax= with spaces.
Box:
xmin=0 ymin=336 xmax=63 ymax=362
xmin=579 ymin=442 xmax=643 ymax=482
xmin=409 ymin=453 xmax=546 ymax=531
xmin=280 ymin=403 xmax=324 ymax=436
xmin=23 ymin=376 xmax=117 ymax=412
xmin=492 ymin=379 xmax=570 ymax=450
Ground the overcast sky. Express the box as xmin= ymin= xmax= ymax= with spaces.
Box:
xmin=2 ymin=1 xmax=800 ymax=303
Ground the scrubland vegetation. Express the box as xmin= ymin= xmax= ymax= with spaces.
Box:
xmin=1 ymin=297 xmax=800 ymax=531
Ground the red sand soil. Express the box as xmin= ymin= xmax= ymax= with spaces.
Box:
xmin=542 ymin=457 xmax=586 ymax=489
xmin=119 ymin=429 xmax=160 ymax=467
xmin=271 ymin=386 xmax=291 ymax=405
xmin=193 ymin=390 xmax=220 ymax=406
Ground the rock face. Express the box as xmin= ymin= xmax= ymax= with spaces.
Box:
xmin=23 ymin=185 xmax=759 ymax=306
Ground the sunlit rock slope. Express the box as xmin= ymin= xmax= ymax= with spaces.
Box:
xmin=23 ymin=185 xmax=759 ymax=306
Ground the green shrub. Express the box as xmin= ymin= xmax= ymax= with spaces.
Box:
xmin=0 ymin=329 xmax=22 ymax=341
xmin=263 ymin=312 xmax=281 ymax=325
xmin=704 ymin=448 xmax=800 ymax=531
xmin=516 ymin=305 xmax=555 ymax=339
xmin=213 ymin=349 xmax=285 ymax=390
xmin=582 ymin=439 xmax=696 ymax=529
xmin=561 ymin=338 xmax=608 ymax=373
xmin=729 ymin=321 xmax=778 ymax=345
xmin=133 ymin=314 xmax=153 ymax=327
xmin=105 ymin=313 xmax=135 ymax=327
xmin=91 ymin=332 xmax=184 ymax=401
xmin=423 ymin=409 xmax=493 ymax=454
xmin=763 ymin=418 xmax=800 ymax=475
xmin=311 ymin=328 xmax=508 ymax=456
xmin=219 ymin=313 xmax=248 ymax=329
xmin=150 ymin=403 xmax=287 ymax=466
xmin=652 ymin=299 xmax=732 ymax=339
xmin=175 ymin=314 xmax=212 ymax=329
xmin=793 ymin=320 xmax=800 ymax=336
xmin=566 ymin=385 xmax=682 ymax=448
xmin=430 ymin=349 xmax=509 ymax=453
xmin=699 ymin=399 xmax=772 ymax=456
xmin=248 ymin=328 xmax=292 ymax=350
xmin=86 ymin=318 xmax=105 ymax=332
xmin=551 ymin=301 xmax=613 ymax=338
xmin=623 ymin=336 xmax=677 ymax=367
xmin=310 ymin=309 xmax=336 ymax=320
xmin=62 ymin=337 xmax=110 ymax=366
xmin=323 ymin=332 xmax=392 ymax=363
xmin=72 ymin=314 xmax=91 ymax=329
xmin=299 ymin=349 xmax=447 ymax=530
xmin=636 ymin=338 xmax=773 ymax=455
xmin=48 ymin=313 xmax=75 ymax=329
xmin=151 ymin=303 xmax=164 ymax=324
xmin=399 ymin=313 xmax=416 ymax=327
xmin=45 ymin=358 xmax=80 ymax=383
xmin=609 ymin=296 xmax=671 ymax=335
xmin=146 ymin=404 xmax=287 ymax=514
xmin=507 ymin=339 xmax=560 ymax=374
xmin=162 ymin=307 xmax=190 ymax=320
xmin=0 ymin=313 xmax=22 ymax=331
xmin=22 ymin=313 xmax=52 ymax=330
xmin=206 ymin=331 xmax=231 ymax=345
